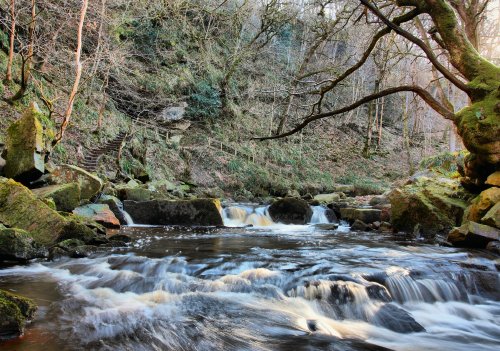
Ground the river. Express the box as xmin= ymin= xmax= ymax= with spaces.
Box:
xmin=0 ymin=205 xmax=499 ymax=350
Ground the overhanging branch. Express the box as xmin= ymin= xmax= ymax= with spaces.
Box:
xmin=359 ymin=0 xmax=471 ymax=94
xmin=254 ymin=85 xmax=455 ymax=141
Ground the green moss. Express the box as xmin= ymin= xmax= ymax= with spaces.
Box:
xmin=0 ymin=289 xmax=37 ymax=339
xmin=0 ymin=178 xmax=96 ymax=246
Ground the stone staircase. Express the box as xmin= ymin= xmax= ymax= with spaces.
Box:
xmin=80 ymin=132 xmax=128 ymax=172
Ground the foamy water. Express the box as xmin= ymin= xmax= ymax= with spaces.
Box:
xmin=0 ymin=215 xmax=498 ymax=351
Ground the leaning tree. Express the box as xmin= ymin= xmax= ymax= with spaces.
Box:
xmin=257 ymin=0 xmax=499 ymax=186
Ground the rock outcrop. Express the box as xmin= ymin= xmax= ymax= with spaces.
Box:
xmin=0 ymin=177 xmax=97 ymax=246
xmin=32 ymin=182 xmax=81 ymax=212
xmin=48 ymin=165 xmax=103 ymax=200
xmin=2 ymin=103 xmax=45 ymax=183
xmin=448 ymin=221 xmax=499 ymax=247
xmin=389 ymin=176 xmax=470 ymax=237
xmin=0 ymin=225 xmax=47 ymax=262
xmin=268 ymin=198 xmax=312 ymax=224
xmin=124 ymin=198 xmax=223 ymax=226
xmin=0 ymin=289 xmax=37 ymax=340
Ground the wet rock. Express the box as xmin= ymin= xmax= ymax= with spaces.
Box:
xmin=366 ymin=284 xmax=392 ymax=302
xmin=340 ymin=208 xmax=381 ymax=224
xmin=486 ymin=241 xmax=500 ymax=254
xmin=32 ymin=182 xmax=81 ymax=212
xmin=379 ymin=222 xmax=393 ymax=232
xmin=109 ymin=234 xmax=132 ymax=243
xmin=124 ymin=198 xmax=223 ymax=226
xmin=3 ymin=102 xmax=45 ymax=183
xmin=73 ymin=204 xmax=121 ymax=229
xmin=314 ymin=223 xmax=339 ymax=231
xmin=463 ymin=187 xmax=500 ymax=223
xmin=485 ymin=171 xmax=500 ymax=186
xmin=448 ymin=221 xmax=500 ymax=248
xmin=0 ymin=289 xmax=37 ymax=340
xmin=55 ymin=239 xmax=99 ymax=258
xmin=389 ymin=176 xmax=470 ymax=237
xmin=0 ymin=177 xmax=97 ymax=246
xmin=481 ymin=202 xmax=500 ymax=228
xmin=268 ymin=198 xmax=313 ymax=224
xmin=351 ymin=219 xmax=370 ymax=231
xmin=0 ymin=226 xmax=47 ymax=262
xmin=98 ymin=195 xmax=127 ymax=225
xmin=373 ymin=304 xmax=425 ymax=333
xmin=48 ymin=164 xmax=103 ymax=200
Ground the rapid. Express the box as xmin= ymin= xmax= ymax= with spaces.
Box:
xmin=0 ymin=205 xmax=498 ymax=351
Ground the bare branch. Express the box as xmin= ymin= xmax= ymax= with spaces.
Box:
xmin=255 ymin=85 xmax=455 ymax=141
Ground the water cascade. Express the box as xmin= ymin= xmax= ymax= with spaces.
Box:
xmin=0 ymin=207 xmax=498 ymax=351
xmin=222 ymin=204 xmax=332 ymax=227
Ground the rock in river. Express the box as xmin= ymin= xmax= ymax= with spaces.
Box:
xmin=268 ymin=198 xmax=312 ymax=224
xmin=124 ymin=198 xmax=223 ymax=226
xmin=0 ymin=289 xmax=37 ymax=340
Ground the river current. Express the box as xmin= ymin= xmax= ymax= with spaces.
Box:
xmin=0 ymin=205 xmax=499 ymax=351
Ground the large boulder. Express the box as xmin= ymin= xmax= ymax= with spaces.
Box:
xmin=0 ymin=289 xmax=37 ymax=340
xmin=32 ymin=182 xmax=81 ymax=212
xmin=463 ymin=187 xmax=500 ymax=223
xmin=389 ymin=176 xmax=470 ymax=237
xmin=73 ymin=204 xmax=120 ymax=229
xmin=3 ymin=102 xmax=45 ymax=183
xmin=448 ymin=221 xmax=499 ymax=248
xmin=48 ymin=165 xmax=103 ymax=200
xmin=124 ymin=199 xmax=223 ymax=226
xmin=268 ymin=198 xmax=312 ymax=224
xmin=0 ymin=177 xmax=97 ymax=246
xmin=0 ymin=225 xmax=47 ymax=262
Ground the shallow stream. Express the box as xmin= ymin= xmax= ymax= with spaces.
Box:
xmin=0 ymin=205 xmax=499 ymax=350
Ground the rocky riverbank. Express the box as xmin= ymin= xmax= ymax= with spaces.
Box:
xmin=0 ymin=103 xmax=499 ymax=340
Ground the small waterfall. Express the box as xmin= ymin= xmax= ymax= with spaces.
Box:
xmin=222 ymin=205 xmax=275 ymax=227
xmin=310 ymin=206 xmax=331 ymax=224
xmin=121 ymin=209 xmax=135 ymax=226
xmin=222 ymin=204 xmax=332 ymax=226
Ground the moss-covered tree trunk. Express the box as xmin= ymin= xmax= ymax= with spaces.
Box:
xmin=408 ymin=0 xmax=500 ymax=184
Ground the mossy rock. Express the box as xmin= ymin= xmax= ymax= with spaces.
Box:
xmin=48 ymin=164 xmax=103 ymax=200
xmin=389 ymin=176 xmax=471 ymax=237
xmin=0 ymin=177 xmax=97 ymax=246
xmin=3 ymin=102 xmax=45 ymax=183
xmin=448 ymin=221 xmax=500 ymax=248
xmin=32 ymin=182 xmax=81 ymax=212
xmin=463 ymin=187 xmax=500 ymax=223
xmin=0 ymin=289 xmax=37 ymax=340
xmin=0 ymin=226 xmax=47 ymax=262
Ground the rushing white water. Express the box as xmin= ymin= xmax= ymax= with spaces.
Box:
xmin=222 ymin=204 xmax=331 ymax=227
xmin=0 ymin=221 xmax=499 ymax=351
xmin=121 ymin=210 xmax=135 ymax=226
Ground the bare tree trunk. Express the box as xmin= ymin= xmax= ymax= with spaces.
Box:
xmin=7 ymin=0 xmax=35 ymax=102
xmin=377 ymin=96 xmax=385 ymax=147
xmin=5 ymin=0 xmax=15 ymax=83
xmin=363 ymin=79 xmax=380 ymax=157
xmin=53 ymin=0 xmax=89 ymax=146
